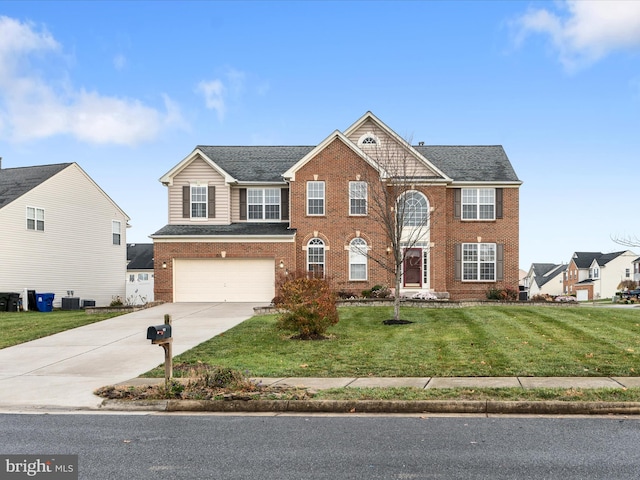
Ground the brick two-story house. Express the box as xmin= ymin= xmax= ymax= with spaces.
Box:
xmin=152 ymin=112 xmax=521 ymax=303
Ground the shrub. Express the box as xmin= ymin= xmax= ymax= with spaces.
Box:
xmin=275 ymin=276 xmax=339 ymax=338
xmin=486 ymin=287 xmax=519 ymax=301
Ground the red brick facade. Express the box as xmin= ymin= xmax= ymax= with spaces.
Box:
xmin=154 ymin=113 xmax=520 ymax=302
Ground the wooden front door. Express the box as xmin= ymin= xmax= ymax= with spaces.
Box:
xmin=403 ymin=248 xmax=422 ymax=286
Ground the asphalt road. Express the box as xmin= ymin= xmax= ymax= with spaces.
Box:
xmin=2 ymin=414 xmax=640 ymax=479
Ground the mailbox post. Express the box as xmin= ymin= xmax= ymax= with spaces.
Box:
xmin=146 ymin=313 xmax=173 ymax=388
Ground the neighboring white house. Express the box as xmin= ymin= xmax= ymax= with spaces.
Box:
xmin=126 ymin=243 xmax=154 ymax=305
xmin=0 ymin=161 xmax=129 ymax=308
xmin=570 ymin=251 xmax=637 ymax=301
xmin=633 ymin=257 xmax=640 ymax=284
xmin=524 ymin=263 xmax=566 ymax=298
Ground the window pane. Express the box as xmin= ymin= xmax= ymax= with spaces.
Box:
xmin=463 ymin=263 xmax=478 ymax=280
xmin=350 ymin=264 xmax=366 ymax=280
xmin=191 ymin=186 xmax=207 ymax=218
xmin=248 ymin=205 xmax=263 ymax=219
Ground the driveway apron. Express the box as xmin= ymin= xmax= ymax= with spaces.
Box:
xmin=0 ymin=303 xmax=260 ymax=410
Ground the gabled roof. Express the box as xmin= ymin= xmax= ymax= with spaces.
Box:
xmin=0 ymin=163 xmax=73 ymax=209
xmin=570 ymin=252 xmax=603 ymax=269
xmin=159 ymin=112 xmax=521 ymax=186
xmin=282 ymin=131 xmax=386 ymax=181
xmin=530 ymin=263 xmax=566 ymax=288
xmin=127 ymin=243 xmax=154 ymax=270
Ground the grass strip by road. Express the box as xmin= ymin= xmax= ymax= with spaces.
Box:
xmin=0 ymin=310 xmax=125 ymax=349
xmin=146 ymin=306 xmax=640 ymax=378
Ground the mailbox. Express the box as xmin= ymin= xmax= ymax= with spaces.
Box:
xmin=147 ymin=324 xmax=172 ymax=342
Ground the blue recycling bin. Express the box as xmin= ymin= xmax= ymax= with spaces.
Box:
xmin=36 ymin=293 xmax=55 ymax=312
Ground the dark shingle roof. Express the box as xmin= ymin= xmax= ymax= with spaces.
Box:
xmin=127 ymin=243 xmax=154 ymax=270
xmin=195 ymin=145 xmax=519 ymax=183
xmin=414 ymin=145 xmax=520 ymax=182
xmin=151 ymin=223 xmax=295 ymax=237
xmin=531 ymin=263 xmax=566 ymax=288
xmin=0 ymin=163 xmax=72 ymax=209
xmin=596 ymin=251 xmax=626 ymax=266
xmin=197 ymin=146 xmax=314 ymax=183
xmin=571 ymin=252 xmax=603 ymax=269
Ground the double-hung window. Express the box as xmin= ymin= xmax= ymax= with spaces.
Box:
xmin=307 ymin=181 xmax=325 ymax=215
xmin=112 ymin=220 xmax=121 ymax=245
xmin=349 ymin=181 xmax=367 ymax=215
xmin=248 ymin=188 xmax=280 ymax=220
xmin=191 ymin=185 xmax=207 ymax=218
xmin=462 ymin=243 xmax=496 ymax=281
xmin=26 ymin=207 xmax=44 ymax=231
xmin=462 ymin=188 xmax=495 ymax=220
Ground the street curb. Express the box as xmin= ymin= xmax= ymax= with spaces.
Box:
xmin=100 ymin=399 xmax=640 ymax=415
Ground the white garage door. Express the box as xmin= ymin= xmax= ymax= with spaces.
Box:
xmin=576 ymin=290 xmax=589 ymax=302
xmin=174 ymin=258 xmax=275 ymax=302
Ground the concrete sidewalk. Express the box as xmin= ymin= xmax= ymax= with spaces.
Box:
xmin=0 ymin=303 xmax=261 ymax=411
xmin=126 ymin=375 xmax=640 ymax=391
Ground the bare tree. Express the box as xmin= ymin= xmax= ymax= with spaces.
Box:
xmin=357 ymin=132 xmax=437 ymax=322
xmin=612 ymin=234 xmax=640 ymax=248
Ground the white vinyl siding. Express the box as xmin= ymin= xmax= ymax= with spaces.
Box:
xmin=168 ymin=156 xmax=229 ymax=224
xmin=0 ymin=164 xmax=128 ymax=307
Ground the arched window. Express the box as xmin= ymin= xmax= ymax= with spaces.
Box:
xmin=349 ymin=238 xmax=368 ymax=281
xmin=307 ymin=238 xmax=325 ymax=278
xmin=399 ymin=191 xmax=429 ymax=227
xmin=358 ymin=132 xmax=379 ymax=147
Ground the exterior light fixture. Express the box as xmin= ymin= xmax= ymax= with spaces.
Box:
xmin=162 ymin=262 xmax=167 ymax=269
xmin=279 ymin=260 xmax=285 ymax=269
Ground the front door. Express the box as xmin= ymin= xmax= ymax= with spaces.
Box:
xmin=403 ymin=248 xmax=422 ymax=286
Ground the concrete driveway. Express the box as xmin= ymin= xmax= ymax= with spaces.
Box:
xmin=0 ymin=303 xmax=260 ymax=411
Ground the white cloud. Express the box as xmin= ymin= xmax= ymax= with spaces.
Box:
xmin=514 ymin=1 xmax=640 ymax=70
xmin=196 ymin=79 xmax=226 ymax=120
xmin=0 ymin=15 xmax=185 ymax=145
xmin=196 ymin=68 xmax=247 ymax=121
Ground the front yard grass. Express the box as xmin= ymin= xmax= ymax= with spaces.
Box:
xmin=0 ymin=310 xmax=125 ymax=349
xmin=146 ymin=306 xmax=640 ymax=378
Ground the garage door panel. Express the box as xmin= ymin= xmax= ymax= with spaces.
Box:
xmin=174 ymin=259 xmax=274 ymax=302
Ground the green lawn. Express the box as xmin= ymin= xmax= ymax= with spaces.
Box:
xmin=148 ymin=306 xmax=640 ymax=378
xmin=0 ymin=310 xmax=125 ymax=349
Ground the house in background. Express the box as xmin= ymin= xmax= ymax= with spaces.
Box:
xmin=564 ymin=251 xmax=637 ymax=300
xmin=0 ymin=161 xmax=129 ymax=308
xmin=126 ymin=243 xmax=154 ymax=305
xmin=633 ymin=257 xmax=640 ymax=284
xmin=152 ymin=112 xmax=521 ymax=303
xmin=523 ymin=263 xmax=566 ymax=298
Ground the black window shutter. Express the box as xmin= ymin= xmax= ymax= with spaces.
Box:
xmin=454 ymin=189 xmax=461 ymax=219
xmin=208 ymin=186 xmax=216 ymax=218
xmin=454 ymin=243 xmax=462 ymax=281
xmin=239 ymin=188 xmax=247 ymax=220
xmin=281 ymin=188 xmax=289 ymax=221
xmin=496 ymin=244 xmax=504 ymax=281
xmin=495 ymin=188 xmax=503 ymax=219
xmin=182 ymin=185 xmax=190 ymax=218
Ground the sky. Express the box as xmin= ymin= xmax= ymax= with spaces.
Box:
xmin=1 ymin=0 xmax=639 ymax=270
